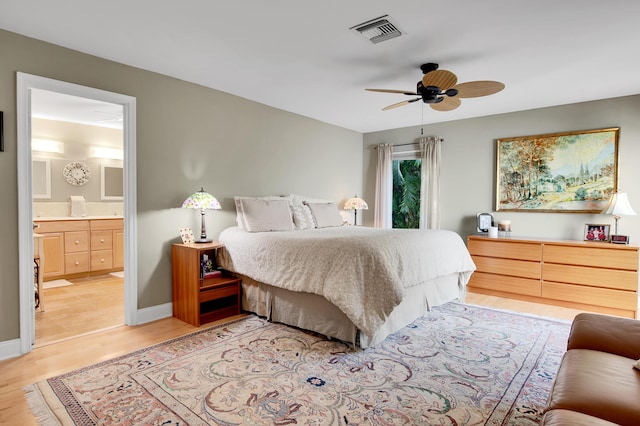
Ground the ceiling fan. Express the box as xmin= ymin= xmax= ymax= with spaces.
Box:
xmin=366 ymin=63 xmax=505 ymax=111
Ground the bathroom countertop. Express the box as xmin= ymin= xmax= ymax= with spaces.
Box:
xmin=34 ymin=215 xmax=124 ymax=221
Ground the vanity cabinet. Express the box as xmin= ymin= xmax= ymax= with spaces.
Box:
xmin=35 ymin=218 xmax=124 ymax=280
xmin=90 ymin=219 xmax=123 ymax=272
xmin=467 ymin=235 xmax=639 ymax=318
xmin=40 ymin=232 xmax=65 ymax=279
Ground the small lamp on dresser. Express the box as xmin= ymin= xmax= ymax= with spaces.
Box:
xmin=602 ymin=191 xmax=637 ymax=244
xmin=182 ymin=187 xmax=221 ymax=243
xmin=344 ymin=195 xmax=368 ymax=226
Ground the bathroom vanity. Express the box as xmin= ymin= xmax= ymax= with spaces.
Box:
xmin=34 ymin=217 xmax=124 ymax=280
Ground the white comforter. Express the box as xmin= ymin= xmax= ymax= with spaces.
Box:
xmin=218 ymin=226 xmax=476 ymax=340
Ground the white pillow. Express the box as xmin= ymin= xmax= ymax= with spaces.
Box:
xmin=304 ymin=202 xmax=344 ymax=228
xmin=289 ymin=194 xmax=332 ymax=230
xmin=239 ymin=198 xmax=295 ymax=232
xmin=234 ymin=195 xmax=291 ymax=230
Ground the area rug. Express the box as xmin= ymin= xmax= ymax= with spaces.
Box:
xmin=42 ymin=279 xmax=74 ymax=289
xmin=25 ymin=302 xmax=570 ymax=425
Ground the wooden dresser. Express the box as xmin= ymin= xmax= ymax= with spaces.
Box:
xmin=467 ymin=235 xmax=639 ymax=318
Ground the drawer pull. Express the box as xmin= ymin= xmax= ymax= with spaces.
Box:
xmin=75 ymin=240 xmax=79 ymax=245
xmin=100 ymin=238 xmax=105 ymax=243
xmin=75 ymin=261 xmax=79 ymax=265
xmin=101 ymin=258 xmax=105 ymax=263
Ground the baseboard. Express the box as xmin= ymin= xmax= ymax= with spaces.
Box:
xmin=0 ymin=338 xmax=22 ymax=361
xmin=0 ymin=305 xmax=173 ymax=361
xmin=136 ymin=302 xmax=172 ymax=325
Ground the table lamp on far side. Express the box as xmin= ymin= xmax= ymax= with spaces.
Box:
xmin=344 ymin=195 xmax=368 ymax=226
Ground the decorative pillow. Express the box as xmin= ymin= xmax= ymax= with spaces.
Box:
xmin=239 ymin=198 xmax=295 ymax=232
xmin=304 ymin=202 xmax=344 ymax=228
xmin=290 ymin=194 xmax=332 ymax=230
xmin=234 ymin=195 xmax=291 ymax=230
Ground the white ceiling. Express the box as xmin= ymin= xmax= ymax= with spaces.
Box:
xmin=3 ymin=1 xmax=640 ymax=133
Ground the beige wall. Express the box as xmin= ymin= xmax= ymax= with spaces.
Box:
xmin=0 ymin=29 xmax=362 ymax=342
xmin=363 ymin=95 xmax=640 ymax=243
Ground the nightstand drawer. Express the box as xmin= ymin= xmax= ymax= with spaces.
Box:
xmin=200 ymin=283 xmax=239 ymax=303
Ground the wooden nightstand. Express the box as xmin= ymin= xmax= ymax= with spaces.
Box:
xmin=171 ymin=241 xmax=241 ymax=326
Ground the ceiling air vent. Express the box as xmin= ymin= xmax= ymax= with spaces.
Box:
xmin=350 ymin=15 xmax=404 ymax=44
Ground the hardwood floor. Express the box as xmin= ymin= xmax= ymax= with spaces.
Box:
xmin=36 ymin=274 xmax=124 ymax=347
xmin=465 ymin=291 xmax=589 ymax=322
xmin=0 ymin=290 xmax=595 ymax=424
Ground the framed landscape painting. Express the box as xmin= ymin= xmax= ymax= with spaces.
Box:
xmin=496 ymin=127 xmax=619 ymax=212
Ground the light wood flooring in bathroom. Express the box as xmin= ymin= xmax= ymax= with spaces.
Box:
xmin=35 ymin=274 xmax=124 ymax=347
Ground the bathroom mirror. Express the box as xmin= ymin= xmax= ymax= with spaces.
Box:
xmin=101 ymin=165 xmax=123 ymax=200
xmin=32 ymin=158 xmax=51 ymax=199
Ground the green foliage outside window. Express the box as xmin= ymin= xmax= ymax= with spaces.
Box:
xmin=392 ymin=159 xmax=421 ymax=228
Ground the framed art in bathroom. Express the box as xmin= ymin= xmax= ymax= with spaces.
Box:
xmin=32 ymin=158 xmax=51 ymax=199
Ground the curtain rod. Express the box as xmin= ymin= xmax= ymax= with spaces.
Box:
xmin=373 ymin=139 xmax=444 ymax=149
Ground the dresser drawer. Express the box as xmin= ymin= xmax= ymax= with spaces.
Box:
xmin=468 ymin=238 xmax=541 ymax=261
xmin=91 ymin=249 xmax=114 ymax=271
xmin=65 ymin=252 xmax=90 ymax=273
xmin=468 ymin=271 xmax=540 ymax=297
xmin=543 ymin=263 xmax=638 ymax=291
xmin=91 ymin=230 xmax=113 ymax=250
xmin=473 ymin=256 xmax=541 ymax=280
xmin=64 ymin=231 xmax=89 ymax=253
xmin=542 ymin=281 xmax=638 ymax=311
xmin=543 ymin=244 xmax=639 ymax=270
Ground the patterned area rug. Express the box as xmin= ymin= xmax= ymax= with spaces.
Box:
xmin=25 ymin=302 xmax=570 ymax=425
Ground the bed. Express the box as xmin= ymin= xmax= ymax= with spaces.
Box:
xmin=217 ymin=195 xmax=476 ymax=348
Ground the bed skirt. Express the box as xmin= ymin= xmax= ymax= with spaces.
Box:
xmin=238 ymin=273 xmax=464 ymax=348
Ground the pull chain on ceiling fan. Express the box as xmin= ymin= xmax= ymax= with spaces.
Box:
xmin=366 ymin=63 xmax=504 ymax=112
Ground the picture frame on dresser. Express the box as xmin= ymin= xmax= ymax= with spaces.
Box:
xmin=584 ymin=223 xmax=610 ymax=242
xmin=496 ymin=127 xmax=619 ymax=213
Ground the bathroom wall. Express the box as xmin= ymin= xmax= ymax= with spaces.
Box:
xmin=32 ymin=117 xmax=123 ymax=217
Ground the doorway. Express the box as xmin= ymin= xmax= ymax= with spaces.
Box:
xmin=32 ymin=89 xmax=124 ymax=346
xmin=17 ymin=73 xmax=138 ymax=354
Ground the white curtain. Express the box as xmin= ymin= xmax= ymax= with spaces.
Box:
xmin=374 ymin=143 xmax=393 ymax=228
xmin=418 ymin=136 xmax=443 ymax=229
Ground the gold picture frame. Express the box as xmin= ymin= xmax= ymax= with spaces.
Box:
xmin=496 ymin=127 xmax=619 ymax=212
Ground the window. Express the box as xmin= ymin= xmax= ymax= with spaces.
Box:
xmin=392 ymin=144 xmax=421 ymax=229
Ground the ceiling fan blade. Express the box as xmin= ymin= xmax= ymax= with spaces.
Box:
xmin=453 ymin=81 xmax=505 ymax=98
xmin=430 ymin=97 xmax=461 ymax=112
xmin=421 ymin=70 xmax=458 ymax=90
xmin=366 ymin=88 xmax=418 ymax=95
xmin=382 ymin=98 xmax=421 ymax=111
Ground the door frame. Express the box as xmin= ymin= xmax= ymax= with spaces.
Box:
xmin=17 ymin=72 xmax=138 ymax=354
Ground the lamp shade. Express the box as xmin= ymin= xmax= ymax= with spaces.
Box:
xmin=182 ymin=187 xmax=221 ymax=243
xmin=182 ymin=187 xmax=221 ymax=211
xmin=344 ymin=196 xmax=368 ymax=211
xmin=602 ymin=192 xmax=637 ymax=216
